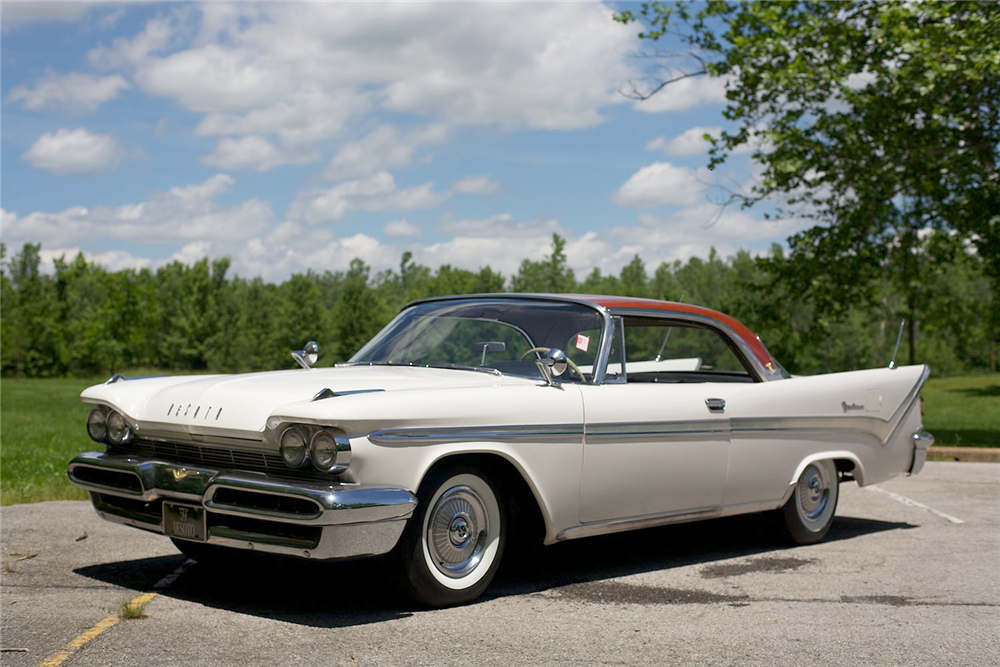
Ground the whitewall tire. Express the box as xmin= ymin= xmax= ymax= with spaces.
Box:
xmin=778 ymin=459 xmax=839 ymax=545
xmin=394 ymin=464 xmax=506 ymax=607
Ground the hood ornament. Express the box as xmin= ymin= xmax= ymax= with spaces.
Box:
xmin=292 ymin=341 xmax=319 ymax=370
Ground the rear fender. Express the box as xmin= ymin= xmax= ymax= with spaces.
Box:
xmin=780 ymin=451 xmax=866 ymax=505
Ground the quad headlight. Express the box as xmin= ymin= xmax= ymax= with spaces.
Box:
xmin=276 ymin=423 xmax=351 ymax=474
xmin=87 ymin=406 xmax=131 ymax=445
xmin=105 ymin=410 xmax=132 ymax=445
xmin=280 ymin=427 xmax=308 ymax=468
xmin=86 ymin=407 xmax=107 ymax=442
xmin=309 ymin=429 xmax=351 ymax=474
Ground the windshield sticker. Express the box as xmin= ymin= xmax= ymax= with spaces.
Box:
xmin=575 ymin=334 xmax=590 ymax=352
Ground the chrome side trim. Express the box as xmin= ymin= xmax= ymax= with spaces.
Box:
xmin=585 ymin=420 xmax=729 ymax=440
xmin=557 ymin=506 xmax=722 ymax=541
xmin=369 ymin=423 xmax=584 ymax=445
xmin=731 ymin=366 xmax=930 ymax=447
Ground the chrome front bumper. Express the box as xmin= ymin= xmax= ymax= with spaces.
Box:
xmin=68 ymin=451 xmax=417 ymax=560
xmin=909 ymin=429 xmax=935 ymax=476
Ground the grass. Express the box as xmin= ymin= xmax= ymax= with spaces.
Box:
xmin=920 ymin=374 xmax=1000 ymax=448
xmin=1 ymin=376 xmax=98 ymax=506
xmin=0 ymin=371 xmax=996 ymax=506
xmin=118 ymin=598 xmax=149 ymax=620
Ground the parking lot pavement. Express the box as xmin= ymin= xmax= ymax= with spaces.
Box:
xmin=2 ymin=461 xmax=998 ymax=667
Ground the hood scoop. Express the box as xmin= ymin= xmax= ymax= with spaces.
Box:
xmin=311 ymin=387 xmax=385 ymax=402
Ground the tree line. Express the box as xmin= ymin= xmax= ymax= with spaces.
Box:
xmin=1 ymin=235 xmax=992 ymax=378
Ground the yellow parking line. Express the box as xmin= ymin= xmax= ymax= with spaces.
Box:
xmin=37 ymin=593 xmax=157 ymax=667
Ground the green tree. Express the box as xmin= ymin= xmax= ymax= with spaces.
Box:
xmin=511 ymin=234 xmax=576 ymax=292
xmin=616 ymin=0 xmax=1000 ymax=368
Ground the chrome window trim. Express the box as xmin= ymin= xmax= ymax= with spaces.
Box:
xmin=603 ymin=307 xmax=783 ymax=382
xmin=393 ymin=293 xmax=616 ymax=385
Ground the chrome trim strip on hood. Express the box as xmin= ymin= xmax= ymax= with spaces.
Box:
xmin=369 ymin=423 xmax=584 ymax=445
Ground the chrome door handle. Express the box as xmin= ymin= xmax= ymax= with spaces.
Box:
xmin=705 ymin=398 xmax=726 ymax=413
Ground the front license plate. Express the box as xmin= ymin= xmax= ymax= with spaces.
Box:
xmin=163 ymin=502 xmax=207 ymax=542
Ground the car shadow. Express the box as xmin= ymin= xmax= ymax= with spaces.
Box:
xmin=74 ymin=513 xmax=913 ymax=628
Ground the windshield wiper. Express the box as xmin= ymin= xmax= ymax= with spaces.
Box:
xmin=424 ymin=363 xmax=502 ymax=376
xmin=337 ymin=361 xmax=502 ymax=376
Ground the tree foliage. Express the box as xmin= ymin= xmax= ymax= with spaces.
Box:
xmin=1 ymin=238 xmax=991 ymax=378
xmin=615 ymin=0 xmax=999 ymax=366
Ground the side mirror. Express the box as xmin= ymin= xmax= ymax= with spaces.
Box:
xmin=535 ymin=347 xmax=568 ymax=386
xmin=292 ymin=341 xmax=319 ymax=370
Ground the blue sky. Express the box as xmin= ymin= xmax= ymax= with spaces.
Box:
xmin=2 ymin=1 xmax=805 ymax=281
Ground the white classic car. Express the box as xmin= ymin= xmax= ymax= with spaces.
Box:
xmin=68 ymin=294 xmax=933 ymax=606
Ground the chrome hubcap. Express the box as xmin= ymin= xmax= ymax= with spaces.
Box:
xmin=796 ymin=464 xmax=830 ymax=524
xmin=427 ymin=485 xmax=489 ymax=578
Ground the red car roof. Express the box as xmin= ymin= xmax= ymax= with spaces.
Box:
xmin=565 ymin=294 xmax=776 ymax=371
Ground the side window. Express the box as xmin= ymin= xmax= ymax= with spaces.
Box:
xmin=623 ymin=318 xmax=753 ymax=382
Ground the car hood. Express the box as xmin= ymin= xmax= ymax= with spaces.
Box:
xmin=81 ymin=365 xmax=532 ymax=437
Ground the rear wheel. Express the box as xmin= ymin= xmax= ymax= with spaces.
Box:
xmin=776 ymin=459 xmax=839 ymax=544
xmin=393 ymin=464 xmax=506 ymax=607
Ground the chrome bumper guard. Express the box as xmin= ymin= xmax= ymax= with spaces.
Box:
xmin=68 ymin=451 xmax=417 ymax=560
xmin=909 ymin=430 xmax=934 ymax=476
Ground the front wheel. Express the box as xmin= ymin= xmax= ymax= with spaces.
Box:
xmin=393 ymin=465 xmax=506 ymax=607
xmin=776 ymin=459 xmax=839 ymax=545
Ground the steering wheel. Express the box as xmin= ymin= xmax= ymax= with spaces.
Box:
xmin=519 ymin=347 xmax=588 ymax=383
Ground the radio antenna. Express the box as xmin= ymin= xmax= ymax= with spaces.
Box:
xmin=888 ymin=319 xmax=905 ymax=369
xmin=654 ymin=294 xmax=684 ymax=362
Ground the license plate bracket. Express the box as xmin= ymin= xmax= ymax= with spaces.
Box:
xmin=163 ymin=502 xmax=207 ymax=542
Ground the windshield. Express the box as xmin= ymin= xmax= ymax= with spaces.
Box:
xmin=348 ymin=298 xmax=605 ymax=383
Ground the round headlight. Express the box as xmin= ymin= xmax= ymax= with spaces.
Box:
xmin=105 ymin=410 xmax=131 ymax=445
xmin=310 ymin=429 xmax=351 ymax=473
xmin=87 ymin=407 xmax=107 ymax=442
xmin=280 ymin=427 xmax=308 ymax=468
xmin=310 ymin=430 xmax=338 ymax=471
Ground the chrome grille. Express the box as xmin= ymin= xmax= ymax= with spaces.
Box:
xmin=110 ymin=440 xmax=333 ymax=481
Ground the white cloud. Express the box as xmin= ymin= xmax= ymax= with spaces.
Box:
xmin=613 ymin=162 xmax=707 ymax=208
xmin=1 ymin=2 xmax=100 ymax=29
xmin=647 ymin=127 xmax=722 ymax=156
xmin=1 ymin=174 xmax=272 ymax=248
xmin=35 ymin=247 xmax=152 ymax=274
xmin=8 ymin=72 xmax=128 ymax=112
xmin=633 ymin=76 xmax=728 ymax=113
xmin=324 ymin=125 xmax=447 ymax=180
xmin=5 ymin=192 xmax=806 ymax=283
xmin=88 ymin=15 xmax=176 ymax=69
xmin=22 ymin=128 xmax=123 ymax=174
xmin=596 ymin=206 xmax=808 ymax=270
xmin=82 ymin=2 xmax=636 ymax=170
xmin=384 ymin=219 xmax=421 ymax=238
xmin=294 ymin=172 xmax=449 ymax=224
xmin=200 ymin=135 xmax=318 ymax=172
xmin=451 ymin=174 xmax=499 ymax=196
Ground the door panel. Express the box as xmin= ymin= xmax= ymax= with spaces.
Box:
xmin=578 ymin=384 xmax=731 ymax=523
